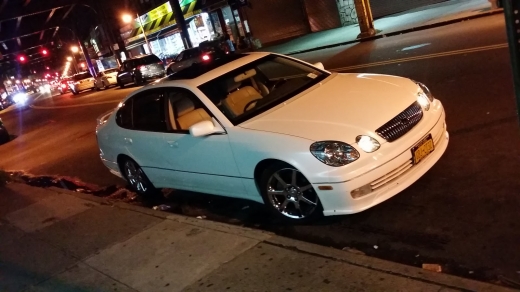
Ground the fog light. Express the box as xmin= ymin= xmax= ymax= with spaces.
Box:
xmin=350 ymin=184 xmax=372 ymax=198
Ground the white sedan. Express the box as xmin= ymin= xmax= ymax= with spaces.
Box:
xmin=95 ymin=68 xmax=119 ymax=90
xmin=96 ymin=52 xmax=448 ymax=222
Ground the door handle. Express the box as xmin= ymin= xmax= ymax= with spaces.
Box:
xmin=167 ymin=141 xmax=178 ymax=148
xmin=124 ymin=138 xmax=133 ymax=145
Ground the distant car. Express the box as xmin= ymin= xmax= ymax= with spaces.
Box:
xmin=166 ymin=44 xmax=225 ymax=75
xmin=116 ymin=54 xmax=165 ymax=88
xmin=58 ymin=78 xmax=72 ymax=95
xmin=70 ymin=72 xmax=95 ymax=95
xmin=0 ymin=118 xmax=9 ymax=144
xmin=95 ymin=68 xmax=119 ymax=90
xmin=96 ymin=52 xmax=449 ymax=223
xmin=0 ymin=94 xmax=12 ymax=110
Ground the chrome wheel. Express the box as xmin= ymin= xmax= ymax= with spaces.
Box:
xmin=266 ymin=168 xmax=319 ymax=219
xmin=123 ymin=160 xmax=149 ymax=193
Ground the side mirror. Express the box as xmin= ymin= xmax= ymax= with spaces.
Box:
xmin=189 ymin=119 xmax=225 ymax=137
xmin=313 ymin=62 xmax=325 ymax=70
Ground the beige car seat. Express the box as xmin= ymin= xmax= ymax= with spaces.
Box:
xmin=174 ymin=97 xmax=212 ymax=130
xmin=223 ymin=69 xmax=265 ymax=117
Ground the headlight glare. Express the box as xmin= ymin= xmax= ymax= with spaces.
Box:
xmin=356 ymin=135 xmax=380 ymax=153
xmin=310 ymin=141 xmax=360 ymax=167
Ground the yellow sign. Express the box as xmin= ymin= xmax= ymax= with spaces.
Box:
xmin=141 ymin=2 xmax=172 ymax=24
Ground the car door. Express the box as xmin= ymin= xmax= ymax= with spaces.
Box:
xmin=115 ymin=89 xmax=171 ymax=187
xmin=160 ymin=87 xmax=246 ymax=198
xmin=119 ymin=62 xmax=134 ymax=83
xmin=168 ymin=51 xmax=191 ymax=73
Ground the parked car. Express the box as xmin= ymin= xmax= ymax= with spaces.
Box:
xmin=96 ymin=52 xmax=449 ymax=222
xmin=70 ymin=72 xmax=95 ymax=95
xmin=0 ymin=118 xmax=9 ymax=144
xmin=95 ymin=68 xmax=119 ymax=90
xmin=166 ymin=43 xmax=225 ymax=75
xmin=58 ymin=78 xmax=72 ymax=95
xmin=0 ymin=94 xmax=13 ymax=110
xmin=116 ymin=54 xmax=165 ymax=88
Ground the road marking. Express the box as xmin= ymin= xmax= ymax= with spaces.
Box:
xmin=330 ymin=43 xmax=508 ymax=71
xmin=30 ymin=99 xmax=121 ymax=109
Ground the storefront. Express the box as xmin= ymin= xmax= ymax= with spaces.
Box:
xmin=119 ymin=0 xmax=217 ymax=60
xmin=202 ymin=0 xmax=248 ymax=47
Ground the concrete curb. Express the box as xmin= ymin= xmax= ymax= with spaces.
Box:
xmin=40 ymin=184 xmax=517 ymax=291
xmin=280 ymin=9 xmax=504 ymax=56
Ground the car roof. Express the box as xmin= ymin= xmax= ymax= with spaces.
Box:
xmin=158 ymin=52 xmax=271 ymax=87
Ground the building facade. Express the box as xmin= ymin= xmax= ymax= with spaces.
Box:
xmin=118 ymin=0 xmax=449 ymax=57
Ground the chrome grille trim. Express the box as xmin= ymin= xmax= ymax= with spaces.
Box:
xmin=376 ymin=102 xmax=423 ymax=142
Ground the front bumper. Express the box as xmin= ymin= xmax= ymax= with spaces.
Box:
xmin=316 ymin=108 xmax=449 ymax=216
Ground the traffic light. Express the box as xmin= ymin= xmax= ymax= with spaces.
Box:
xmin=18 ymin=55 xmax=26 ymax=62
xmin=41 ymin=49 xmax=48 ymax=56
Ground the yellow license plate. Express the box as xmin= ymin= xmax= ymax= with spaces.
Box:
xmin=411 ymin=134 xmax=434 ymax=165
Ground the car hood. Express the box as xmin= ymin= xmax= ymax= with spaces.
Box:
xmin=240 ymin=73 xmax=420 ymax=143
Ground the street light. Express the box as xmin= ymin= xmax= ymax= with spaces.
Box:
xmin=71 ymin=46 xmax=79 ymax=53
xmin=122 ymin=13 xmax=153 ymax=54
xmin=66 ymin=56 xmax=78 ymax=74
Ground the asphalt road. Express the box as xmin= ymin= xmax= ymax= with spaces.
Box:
xmin=1 ymin=14 xmax=519 ymax=287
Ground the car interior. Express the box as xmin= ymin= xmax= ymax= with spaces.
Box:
xmin=220 ymin=68 xmax=271 ymax=117
xmin=166 ymin=91 xmax=212 ymax=131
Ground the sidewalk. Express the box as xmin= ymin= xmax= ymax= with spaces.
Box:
xmin=0 ymin=183 xmax=516 ymax=292
xmin=263 ymin=0 xmax=503 ymax=55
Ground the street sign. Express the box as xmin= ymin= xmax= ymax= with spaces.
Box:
xmin=503 ymin=0 xmax=520 ymax=126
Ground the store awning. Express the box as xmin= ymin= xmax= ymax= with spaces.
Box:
xmin=123 ymin=0 xmax=202 ymax=45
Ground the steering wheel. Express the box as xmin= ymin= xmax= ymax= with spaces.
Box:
xmin=243 ymin=99 xmax=262 ymax=113
xmin=270 ymin=78 xmax=286 ymax=91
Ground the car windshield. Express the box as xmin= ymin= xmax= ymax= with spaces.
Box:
xmin=198 ymin=55 xmax=329 ymax=125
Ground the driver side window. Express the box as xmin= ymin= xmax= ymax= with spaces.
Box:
xmin=164 ymin=88 xmax=212 ymax=132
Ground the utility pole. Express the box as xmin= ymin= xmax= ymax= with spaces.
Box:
xmin=354 ymin=0 xmax=376 ymax=38
xmin=503 ymin=0 xmax=520 ymax=126
xmin=170 ymin=0 xmax=192 ymax=49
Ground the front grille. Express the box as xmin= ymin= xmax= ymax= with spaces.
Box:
xmin=376 ymin=102 xmax=423 ymax=142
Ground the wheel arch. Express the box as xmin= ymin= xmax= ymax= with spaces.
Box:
xmin=116 ymin=154 xmax=133 ymax=174
xmin=253 ymin=158 xmax=293 ymax=193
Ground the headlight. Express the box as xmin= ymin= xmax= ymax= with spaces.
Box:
xmin=356 ymin=135 xmax=380 ymax=153
xmin=414 ymin=81 xmax=434 ymax=102
xmin=310 ymin=141 xmax=360 ymax=167
xmin=417 ymin=92 xmax=430 ymax=111
xmin=12 ymin=93 xmax=28 ymax=105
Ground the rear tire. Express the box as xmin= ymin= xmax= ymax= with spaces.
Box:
xmin=260 ymin=162 xmax=322 ymax=223
xmin=119 ymin=82 xmax=125 ymax=89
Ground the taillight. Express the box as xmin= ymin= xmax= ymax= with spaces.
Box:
xmin=202 ymin=55 xmax=210 ymax=61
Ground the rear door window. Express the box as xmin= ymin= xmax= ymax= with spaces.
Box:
xmin=132 ymin=90 xmax=167 ymax=132
xmin=143 ymin=55 xmax=161 ymax=64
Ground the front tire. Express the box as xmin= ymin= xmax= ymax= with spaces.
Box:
xmin=260 ymin=162 xmax=322 ymax=223
xmin=120 ymin=158 xmax=158 ymax=196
